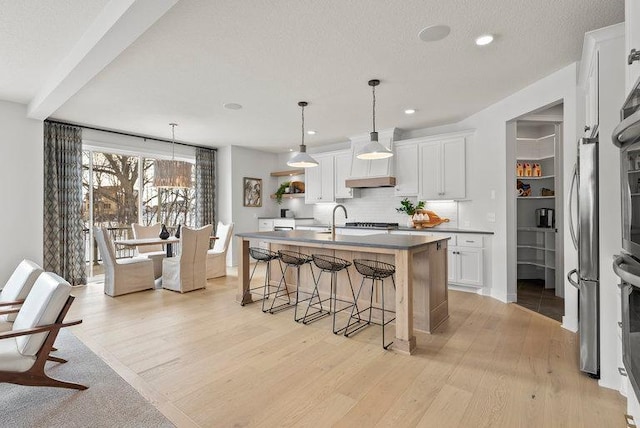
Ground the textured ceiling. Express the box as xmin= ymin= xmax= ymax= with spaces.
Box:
xmin=0 ymin=0 xmax=108 ymax=103
xmin=3 ymin=0 xmax=625 ymax=151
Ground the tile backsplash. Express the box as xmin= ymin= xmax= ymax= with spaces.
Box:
xmin=312 ymin=187 xmax=459 ymax=227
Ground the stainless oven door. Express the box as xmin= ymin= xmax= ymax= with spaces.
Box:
xmin=620 ymin=141 xmax=640 ymax=259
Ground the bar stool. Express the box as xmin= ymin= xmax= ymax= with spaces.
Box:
xmin=243 ymin=248 xmax=282 ymax=312
xmin=345 ymin=259 xmax=396 ymax=349
xmin=299 ymin=254 xmax=359 ymax=334
xmin=272 ymin=250 xmax=315 ymax=315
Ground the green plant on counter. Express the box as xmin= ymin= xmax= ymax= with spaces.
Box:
xmin=396 ymin=198 xmax=425 ymax=216
xmin=275 ymin=181 xmax=291 ymax=204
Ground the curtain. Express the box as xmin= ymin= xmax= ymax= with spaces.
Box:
xmin=195 ymin=147 xmax=216 ymax=230
xmin=43 ymin=122 xmax=86 ymax=285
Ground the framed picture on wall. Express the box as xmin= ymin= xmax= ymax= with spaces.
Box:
xmin=243 ymin=177 xmax=262 ymax=207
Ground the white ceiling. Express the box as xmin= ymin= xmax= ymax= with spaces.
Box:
xmin=1 ymin=0 xmax=624 ymax=151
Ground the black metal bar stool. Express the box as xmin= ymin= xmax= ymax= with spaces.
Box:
xmin=243 ymin=248 xmax=283 ymax=312
xmin=299 ymin=254 xmax=359 ymax=334
xmin=271 ymin=250 xmax=315 ymax=315
xmin=345 ymin=259 xmax=396 ymax=349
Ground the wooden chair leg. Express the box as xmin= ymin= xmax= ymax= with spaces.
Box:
xmin=0 ymin=371 xmax=87 ymax=390
xmin=47 ymin=355 xmax=67 ymax=364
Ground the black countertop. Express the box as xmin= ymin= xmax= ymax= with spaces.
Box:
xmin=236 ymin=230 xmax=449 ymax=250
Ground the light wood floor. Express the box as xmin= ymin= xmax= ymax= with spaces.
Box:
xmin=67 ymin=267 xmax=626 ymax=428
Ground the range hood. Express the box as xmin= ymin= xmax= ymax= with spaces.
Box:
xmin=345 ymin=176 xmax=396 ymax=188
xmin=345 ymin=128 xmax=399 ymax=188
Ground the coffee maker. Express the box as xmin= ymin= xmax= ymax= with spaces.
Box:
xmin=535 ymin=208 xmax=554 ymax=228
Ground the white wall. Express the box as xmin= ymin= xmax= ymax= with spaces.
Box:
xmin=226 ymin=146 xmax=279 ymax=265
xmin=0 ymin=101 xmax=43 ymax=282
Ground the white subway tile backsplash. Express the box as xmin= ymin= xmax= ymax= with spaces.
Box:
xmin=312 ymin=187 xmax=459 ymax=227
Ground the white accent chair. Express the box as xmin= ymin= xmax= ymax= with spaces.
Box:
xmin=162 ymin=225 xmax=213 ymax=293
xmin=0 ymin=260 xmax=44 ymax=332
xmin=131 ymin=223 xmax=166 ymax=280
xmin=0 ymin=272 xmax=86 ymax=390
xmin=94 ymin=226 xmax=155 ymax=297
xmin=206 ymin=222 xmax=234 ymax=279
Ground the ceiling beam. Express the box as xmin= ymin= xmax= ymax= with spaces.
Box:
xmin=27 ymin=0 xmax=178 ymax=120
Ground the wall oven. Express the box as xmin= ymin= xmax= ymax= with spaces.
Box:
xmin=613 ymin=76 xmax=640 ymax=399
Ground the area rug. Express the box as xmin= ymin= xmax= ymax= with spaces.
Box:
xmin=0 ymin=329 xmax=174 ymax=428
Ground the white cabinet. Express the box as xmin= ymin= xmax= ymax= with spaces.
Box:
xmin=627 ymin=0 xmax=640 ymax=92
xmin=448 ymin=235 xmax=483 ymax=288
xmin=393 ymin=143 xmax=419 ymax=196
xmin=334 ymin=151 xmax=354 ymax=199
xmin=419 ymin=137 xmax=466 ymax=200
xmin=305 ymin=154 xmax=334 ymax=203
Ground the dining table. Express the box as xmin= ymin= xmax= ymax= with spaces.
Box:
xmin=114 ymin=236 xmax=180 ymax=257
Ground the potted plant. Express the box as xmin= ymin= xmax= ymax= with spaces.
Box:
xmin=275 ymin=181 xmax=291 ymax=204
xmin=396 ymin=198 xmax=425 ymax=227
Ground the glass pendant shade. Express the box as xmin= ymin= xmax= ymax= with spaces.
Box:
xmin=357 ymin=131 xmax=393 ymax=160
xmin=287 ymin=101 xmax=318 ymax=168
xmin=154 ymin=159 xmax=193 ymax=188
xmin=357 ymin=79 xmax=393 ymax=160
xmin=154 ymin=122 xmax=193 ymax=188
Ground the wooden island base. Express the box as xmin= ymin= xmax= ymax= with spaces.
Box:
xmin=236 ymin=231 xmax=449 ymax=355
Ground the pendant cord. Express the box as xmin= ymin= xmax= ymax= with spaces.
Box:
xmin=372 ymin=85 xmax=376 ymax=133
xmin=301 ymin=104 xmax=305 ymax=147
xmin=170 ymin=123 xmax=177 ymax=160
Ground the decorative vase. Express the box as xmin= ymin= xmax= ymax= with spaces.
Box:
xmin=406 ymin=216 xmax=414 ymax=228
xmin=175 ymin=224 xmax=181 ymax=238
xmin=159 ymin=224 xmax=170 ymax=240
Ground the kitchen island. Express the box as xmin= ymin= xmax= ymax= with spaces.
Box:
xmin=235 ymin=230 xmax=449 ymax=354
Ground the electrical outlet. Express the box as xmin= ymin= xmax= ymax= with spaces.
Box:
xmin=487 ymin=212 xmax=496 ymax=223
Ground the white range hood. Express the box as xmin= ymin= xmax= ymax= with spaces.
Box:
xmin=345 ymin=128 xmax=400 ymax=188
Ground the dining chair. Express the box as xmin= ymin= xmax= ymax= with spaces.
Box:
xmin=162 ymin=225 xmax=213 ymax=293
xmin=206 ymin=222 xmax=234 ymax=279
xmin=94 ymin=226 xmax=155 ymax=297
xmin=0 ymin=260 xmax=44 ymax=332
xmin=131 ymin=223 xmax=165 ymax=279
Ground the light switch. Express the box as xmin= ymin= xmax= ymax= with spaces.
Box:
xmin=487 ymin=212 xmax=496 ymax=222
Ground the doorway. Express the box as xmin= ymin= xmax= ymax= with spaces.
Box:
xmin=507 ymin=103 xmax=565 ymax=321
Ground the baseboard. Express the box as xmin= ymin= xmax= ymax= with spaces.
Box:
xmin=448 ymin=284 xmax=483 ymax=295
xmin=562 ymin=315 xmax=578 ymax=332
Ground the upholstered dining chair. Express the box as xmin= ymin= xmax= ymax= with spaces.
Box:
xmin=206 ymin=222 xmax=234 ymax=279
xmin=162 ymin=224 xmax=213 ymax=293
xmin=0 ymin=271 xmax=86 ymax=390
xmin=94 ymin=226 xmax=155 ymax=297
xmin=131 ymin=223 xmax=166 ymax=279
xmin=0 ymin=260 xmax=44 ymax=332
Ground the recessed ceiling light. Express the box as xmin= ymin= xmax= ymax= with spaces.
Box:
xmin=475 ymin=34 xmax=494 ymax=46
xmin=289 ymin=148 xmax=293 ymax=152
xmin=404 ymin=109 xmax=416 ymax=115
xmin=223 ymin=103 xmax=242 ymax=110
xmin=307 ymin=130 xmax=317 ymax=135
xmin=418 ymin=25 xmax=450 ymax=42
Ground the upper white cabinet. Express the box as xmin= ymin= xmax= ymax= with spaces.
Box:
xmin=305 ymin=153 xmax=334 ymax=203
xmin=419 ymin=136 xmax=466 ymax=200
xmin=627 ymin=0 xmax=640 ymax=92
xmin=334 ymin=150 xmax=354 ymax=199
xmin=393 ymin=143 xmax=419 ymax=196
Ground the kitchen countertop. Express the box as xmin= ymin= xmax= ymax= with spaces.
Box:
xmin=257 ymin=217 xmax=315 ymax=220
xmin=305 ymin=224 xmax=493 ymax=235
xmin=236 ymin=230 xmax=449 ymax=250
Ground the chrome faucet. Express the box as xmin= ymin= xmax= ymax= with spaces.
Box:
xmin=332 ymin=204 xmax=348 ymax=239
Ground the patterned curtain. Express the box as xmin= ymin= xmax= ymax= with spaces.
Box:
xmin=195 ymin=147 xmax=216 ymax=230
xmin=43 ymin=122 xmax=86 ymax=285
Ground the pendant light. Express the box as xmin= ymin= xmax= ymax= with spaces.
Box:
xmin=154 ymin=123 xmax=193 ymax=188
xmin=357 ymin=79 xmax=393 ymax=160
xmin=287 ymin=101 xmax=318 ymax=168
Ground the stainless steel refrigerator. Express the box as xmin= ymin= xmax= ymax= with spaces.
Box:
xmin=567 ymin=130 xmax=600 ymax=378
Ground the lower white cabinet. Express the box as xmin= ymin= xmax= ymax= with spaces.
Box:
xmin=449 ymin=247 xmax=483 ymax=287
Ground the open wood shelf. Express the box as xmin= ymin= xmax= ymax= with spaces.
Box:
xmin=269 ymin=193 xmax=305 ymax=199
xmin=516 ymin=155 xmax=555 ymax=161
xmin=517 ymin=196 xmax=555 ymax=199
xmin=270 ymin=169 xmax=305 ymax=177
